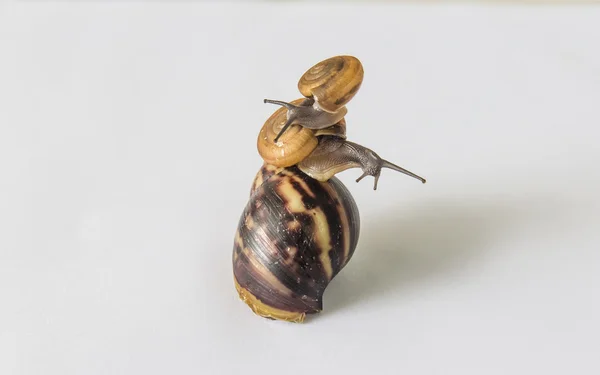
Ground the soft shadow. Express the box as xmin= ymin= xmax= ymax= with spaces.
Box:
xmin=320 ymin=197 xmax=551 ymax=316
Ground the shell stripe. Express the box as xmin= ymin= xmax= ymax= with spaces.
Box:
xmin=237 ymin=178 xmax=325 ymax=310
xmin=333 ymin=177 xmax=360 ymax=266
xmin=276 ymin=178 xmax=335 ymax=281
xmin=250 ymin=163 xmax=283 ymax=196
xmin=235 ymin=225 xmax=322 ymax=312
xmin=295 ymin=174 xmax=341 ymax=278
xmin=235 ymin=250 xmax=308 ymax=312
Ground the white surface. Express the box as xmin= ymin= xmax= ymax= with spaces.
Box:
xmin=1 ymin=2 xmax=600 ymax=375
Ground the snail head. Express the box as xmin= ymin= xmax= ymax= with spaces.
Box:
xmin=354 ymin=147 xmax=426 ymax=190
xmin=263 ymin=99 xmax=347 ymax=143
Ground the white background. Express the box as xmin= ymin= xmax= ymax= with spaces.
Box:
xmin=1 ymin=2 xmax=599 ymax=374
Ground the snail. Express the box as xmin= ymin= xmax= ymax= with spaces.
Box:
xmin=264 ymin=55 xmax=363 ymax=142
xmin=233 ymin=56 xmax=426 ymax=322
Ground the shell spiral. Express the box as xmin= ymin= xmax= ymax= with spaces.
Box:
xmin=298 ymin=55 xmax=364 ymax=113
xmin=233 ymin=164 xmax=360 ymax=322
xmin=257 ymin=98 xmax=318 ymax=168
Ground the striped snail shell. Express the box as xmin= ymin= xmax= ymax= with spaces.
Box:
xmin=233 ymin=164 xmax=360 ymax=323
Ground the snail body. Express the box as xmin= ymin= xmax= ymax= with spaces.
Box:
xmin=257 ymin=98 xmax=347 ymax=167
xmin=233 ymin=55 xmax=426 ymax=322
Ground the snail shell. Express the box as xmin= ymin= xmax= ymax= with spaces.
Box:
xmin=298 ymin=55 xmax=364 ymax=113
xmin=233 ymin=164 xmax=360 ymax=322
xmin=257 ymin=98 xmax=346 ymax=167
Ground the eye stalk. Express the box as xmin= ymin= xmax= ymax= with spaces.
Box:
xmin=263 ymin=99 xmax=347 ymax=143
xmin=356 ymin=157 xmax=426 ymax=190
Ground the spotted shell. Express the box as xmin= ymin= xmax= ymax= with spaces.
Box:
xmin=233 ymin=164 xmax=360 ymax=322
xmin=298 ymin=55 xmax=364 ymax=113
xmin=257 ymin=99 xmax=346 ymax=167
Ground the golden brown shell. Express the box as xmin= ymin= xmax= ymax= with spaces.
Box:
xmin=298 ymin=55 xmax=364 ymax=113
xmin=257 ymin=98 xmax=318 ymax=167
xmin=257 ymin=99 xmax=347 ymax=167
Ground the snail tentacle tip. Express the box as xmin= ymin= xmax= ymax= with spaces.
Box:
xmin=355 ymin=171 xmax=369 ymax=183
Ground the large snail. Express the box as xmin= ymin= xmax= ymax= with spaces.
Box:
xmin=233 ymin=56 xmax=426 ymax=323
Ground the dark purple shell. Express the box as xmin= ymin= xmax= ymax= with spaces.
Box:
xmin=233 ymin=164 xmax=360 ymax=322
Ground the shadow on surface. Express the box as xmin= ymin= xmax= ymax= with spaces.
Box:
xmin=318 ymin=197 xmax=550 ymax=318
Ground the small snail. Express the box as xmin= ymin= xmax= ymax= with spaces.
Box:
xmin=264 ymin=55 xmax=363 ymax=142
xmin=233 ymin=56 xmax=426 ymax=322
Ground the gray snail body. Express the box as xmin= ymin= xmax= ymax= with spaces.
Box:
xmin=233 ymin=56 xmax=425 ymax=322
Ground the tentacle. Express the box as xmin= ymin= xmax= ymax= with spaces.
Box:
xmin=264 ymin=98 xmax=347 ymax=141
xmin=298 ymin=136 xmax=426 ymax=190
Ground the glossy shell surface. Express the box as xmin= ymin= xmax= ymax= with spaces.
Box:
xmin=257 ymin=98 xmax=347 ymax=168
xmin=297 ymin=55 xmax=364 ymax=113
xmin=233 ymin=164 xmax=360 ymax=322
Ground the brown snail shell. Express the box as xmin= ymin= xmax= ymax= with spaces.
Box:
xmin=257 ymin=98 xmax=346 ymax=167
xmin=298 ymin=55 xmax=364 ymax=113
xmin=233 ymin=164 xmax=360 ymax=322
